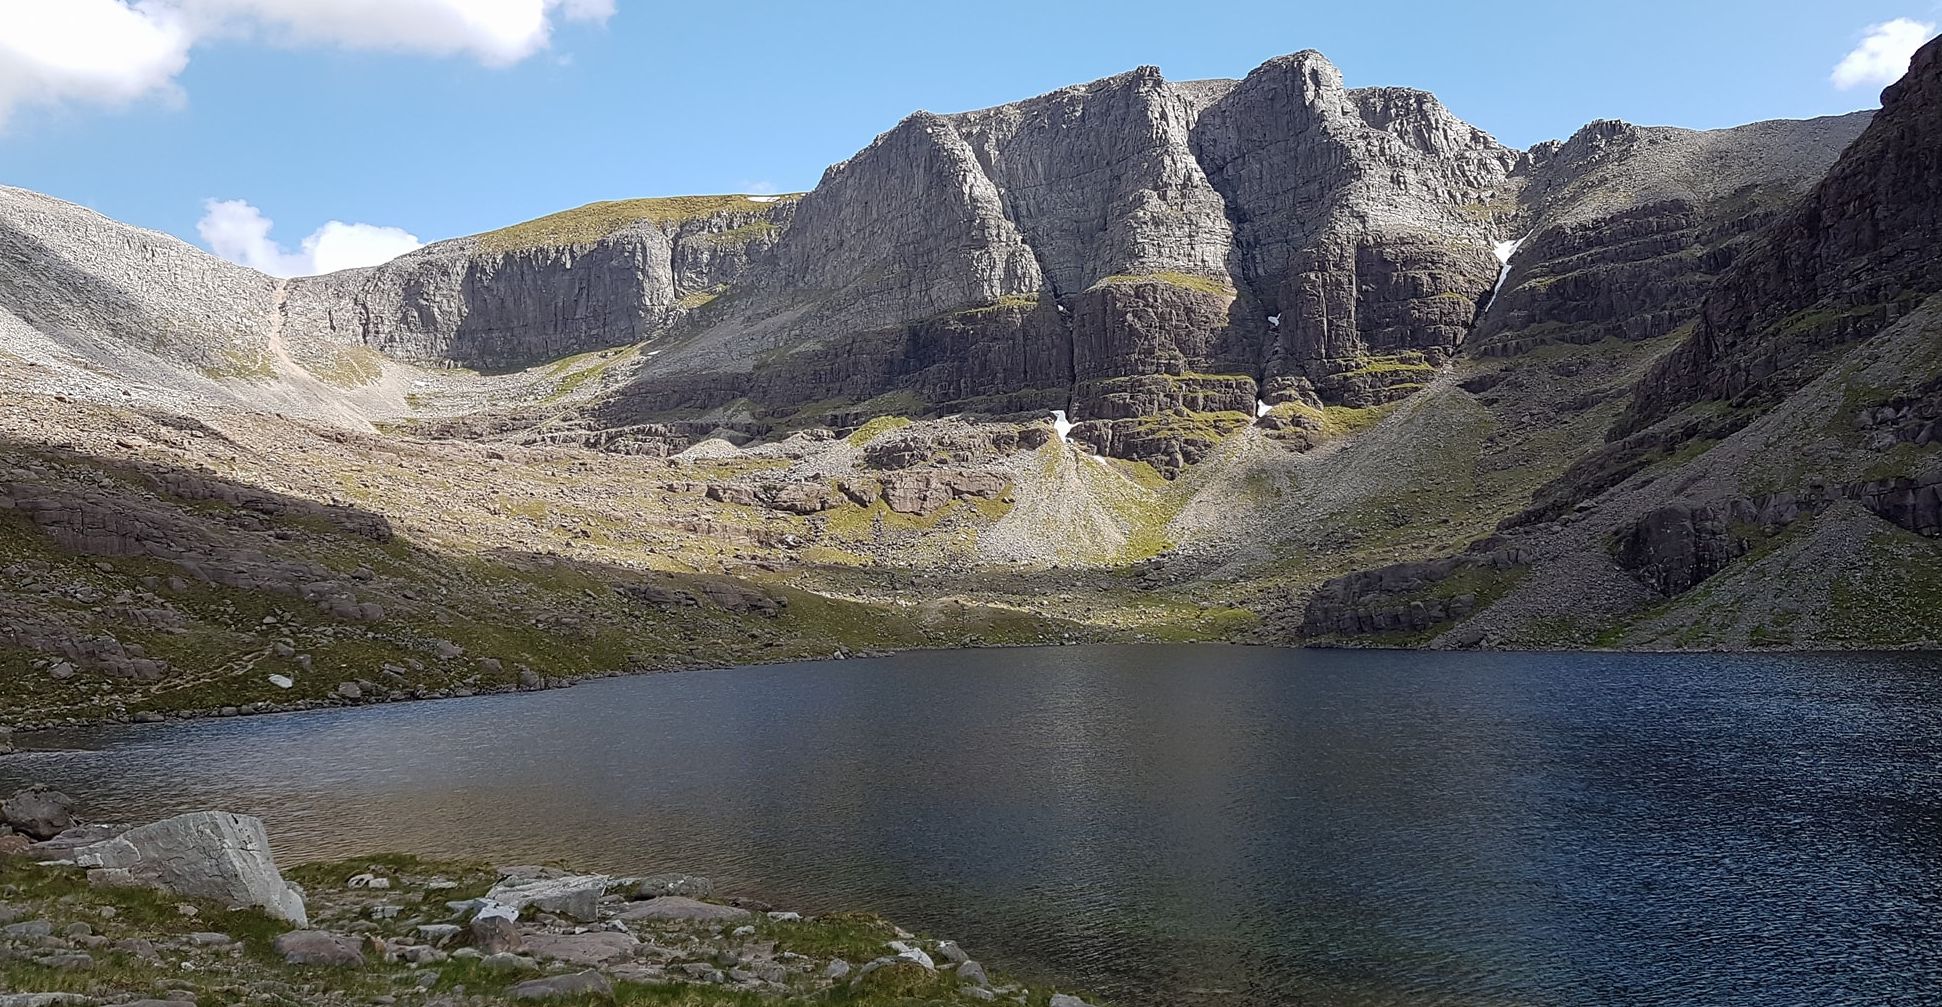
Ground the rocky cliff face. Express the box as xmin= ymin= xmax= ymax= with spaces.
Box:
xmin=282 ymin=196 xmax=794 ymax=372
xmin=595 ymin=52 xmax=1537 ymax=468
xmin=1473 ymin=114 xmax=1871 ymax=358
xmin=1616 ymin=38 xmax=1942 ymax=436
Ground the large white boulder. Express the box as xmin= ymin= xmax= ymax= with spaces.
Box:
xmin=73 ymin=812 xmax=307 ymax=926
xmin=484 ymin=873 xmax=608 ymax=923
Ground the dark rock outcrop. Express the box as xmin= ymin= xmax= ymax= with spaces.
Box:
xmin=1855 ymin=473 xmax=1942 ymax=536
xmin=1611 ymin=503 xmax=1746 ymax=595
xmin=1299 ymin=549 xmax=1526 ymax=638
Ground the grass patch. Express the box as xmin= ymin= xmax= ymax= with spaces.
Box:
xmin=1094 ymin=272 xmax=1236 ymax=298
xmin=1336 ymin=353 xmax=1436 ymax=379
xmin=1318 ymin=402 xmax=1401 ymax=437
xmin=308 ymin=345 xmax=386 ymax=388
xmin=477 ymin=196 xmax=790 ymax=253
xmin=846 ymin=416 xmax=912 ymax=446
xmin=201 ymin=348 xmax=276 ymax=380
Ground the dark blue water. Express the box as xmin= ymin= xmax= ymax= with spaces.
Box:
xmin=5 ymin=646 xmax=1941 ymax=1006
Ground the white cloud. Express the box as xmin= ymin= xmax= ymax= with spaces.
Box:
xmin=1832 ymin=18 xmax=1938 ymax=90
xmin=0 ymin=0 xmax=192 ymax=128
xmin=0 ymin=0 xmax=614 ymax=126
xmin=179 ymin=0 xmax=614 ymax=67
xmin=198 ymin=198 xmax=422 ymax=277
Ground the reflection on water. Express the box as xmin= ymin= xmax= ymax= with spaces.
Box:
xmin=6 ymin=645 xmax=1941 ymax=1006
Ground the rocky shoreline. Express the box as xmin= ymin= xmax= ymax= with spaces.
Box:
xmin=1 ymin=640 xmax=1159 ymax=736
xmin=0 ymin=789 xmax=1098 ymax=1006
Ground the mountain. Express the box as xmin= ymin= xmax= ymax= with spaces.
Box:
xmin=0 ymin=42 xmax=1935 ymax=727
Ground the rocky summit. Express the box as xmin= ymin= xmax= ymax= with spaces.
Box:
xmin=1 ymin=42 xmax=1941 ymax=729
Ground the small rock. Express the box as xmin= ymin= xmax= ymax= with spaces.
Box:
xmin=888 ymin=940 xmax=935 ymax=969
xmin=480 ymin=952 xmax=539 ymax=974
xmin=634 ymin=872 xmax=711 ymax=899
xmin=470 ymin=911 xmax=521 ymax=954
xmin=415 ymin=924 xmax=461 ymax=947
xmin=822 ymin=959 xmax=852 ymax=979
xmin=936 ymin=940 xmax=969 ymax=965
xmin=4 ymin=919 xmax=54 ymax=939
xmin=957 ymin=959 xmax=991 ymax=987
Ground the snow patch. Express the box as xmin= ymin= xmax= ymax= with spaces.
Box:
xmin=1490 ymin=235 xmax=1529 ymax=300
xmin=1478 ymin=234 xmax=1533 ymax=322
xmin=1050 ymin=409 xmax=1073 ymax=442
xmin=747 ymin=195 xmax=780 ymax=203
xmin=1256 ymin=399 xmax=1271 ymax=418
xmin=1266 ymin=314 xmax=1280 ymax=329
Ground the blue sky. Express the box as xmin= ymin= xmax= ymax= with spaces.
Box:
xmin=0 ymin=0 xmax=1935 ymax=274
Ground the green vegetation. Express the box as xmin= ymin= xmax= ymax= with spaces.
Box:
xmin=679 ymin=286 xmax=727 ymax=310
xmin=1773 ymin=301 xmax=1878 ymax=340
xmin=1093 ymin=271 xmax=1236 ymax=298
xmin=700 ymin=220 xmax=780 ymax=245
xmin=1336 ymin=353 xmax=1437 ymax=380
xmin=846 ymin=415 xmax=912 ymax=446
xmin=1825 ymin=526 xmax=1942 ymax=646
xmin=309 ymin=345 xmax=386 ymax=388
xmin=954 ymin=293 xmax=1042 ymax=316
xmin=476 ymin=195 xmax=794 ymax=253
xmin=201 ymin=347 xmax=276 ymax=380
xmin=1318 ymin=402 xmax=1401 ymax=437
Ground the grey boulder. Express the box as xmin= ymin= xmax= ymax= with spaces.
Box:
xmin=271 ymin=930 xmax=364 ymax=967
xmin=2 ymin=787 xmax=76 ymax=841
xmin=485 ymin=874 xmax=607 ymax=923
xmin=520 ymin=930 xmax=638 ymax=966
xmin=957 ymin=960 xmax=991 ymax=987
xmin=509 ymin=971 xmax=612 ymax=1001
xmin=73 ymin=812 xmax=307 ymax=925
